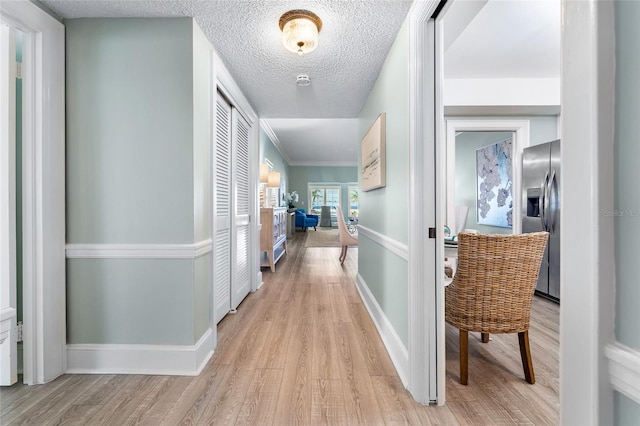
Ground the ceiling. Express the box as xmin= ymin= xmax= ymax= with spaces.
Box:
xmin=40 ymin=0 xmax=560 ymax=167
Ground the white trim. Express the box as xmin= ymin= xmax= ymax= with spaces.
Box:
xmin=445 ymin=105 xmax=561 ymax=116
xmin=65 ymin=240 xmax=213 ymax=259
xmin=408 ymin=0 xmax=441 ymax=405
xmin=560 ymin=0 xmax=616 ymax=424
xmin=66 ymin=328 xmax=214 ymax=376
xmin=445 ymin=119 xmax=530 ymax=235
xmin=213 ymin=49 xmax=256 ymax=126
xmin=605 ymin=343 xmax=640 ymax=405
xmin=1 ymin=0 xmax=66 ymax=385
xmin=259 ymin=120 xmax=292 ymax=165
xmin=355 ymin=273 xmax=408 ymax=386
xmin=288 ymin=160 xmax=358 ymax=167
xmin=357 ymin=225 xmax=408 ymax=261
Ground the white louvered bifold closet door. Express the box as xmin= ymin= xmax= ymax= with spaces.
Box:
xmin=231 ymin=110 xmax=251 ymax=309
xmin=213 ymin=94 xmax=232 ymax=323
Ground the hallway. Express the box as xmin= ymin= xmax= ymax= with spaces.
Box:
xmin=1 ymin=232 xmax=558 ymax=424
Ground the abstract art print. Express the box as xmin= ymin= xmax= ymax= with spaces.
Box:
xmin=361 ymin=113 xmax=386 ymax=191
xmin=476 ymin=137 xmax=513 ymax=228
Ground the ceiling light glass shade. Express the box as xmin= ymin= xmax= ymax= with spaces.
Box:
xmin=259 ymin=163 xmax=269 ymax=183
xmin=267 ymin=172 xmax=281 ymax=188
xmin=279 ymin=10 xmax=322 ymax=56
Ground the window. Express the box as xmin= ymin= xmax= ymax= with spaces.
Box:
xmin=309 ymin=185 xmax=341 ymax=219
xmin=309 ymin=185 xmax=340 ymax=214
xmin=348 ymin=186 xmax=359 ymax=218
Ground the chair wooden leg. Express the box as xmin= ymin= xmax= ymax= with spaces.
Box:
xmin=460 ymin=329 xmax=468 ymax=385
xmin=518 ymin=331 xmax=535 ymax=384
xmin=481 ymin=332 xmax=489 ymax=343
xmin=340 ymin=246 xmax=348 ymax=265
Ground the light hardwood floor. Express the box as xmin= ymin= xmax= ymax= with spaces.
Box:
xmin=1 ymin=232 xmax=559 ymax=425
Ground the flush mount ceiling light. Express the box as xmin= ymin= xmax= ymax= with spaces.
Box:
xmin=279 ymin=9 xmax=322 ymax=56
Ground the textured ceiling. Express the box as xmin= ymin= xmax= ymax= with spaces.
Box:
xmin=40 ymin=0 xmax=413 ymax=119
xmin=39 ymin=0 xmax=560 ymax=166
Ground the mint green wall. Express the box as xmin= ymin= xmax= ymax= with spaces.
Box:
xmin=66 ymin=19 xmax=194 ymax=244
xmin=614 ymin=0 xmax=640 ymax=352
xmin=259 ymin=127 xmax=290 ymax=201
xmin=614 ymin=392 xmax=640 ymax=426
xmin=193 ymin=23 xmax=211 ymax=242
xmin=614 ymin=2 xmax=640 ymax=420
xmin=357 ymin=19 xmax=410 ymax=346
xmin=67 ymin=259 xmax=194 ymax=344
xmin=455 ymin=132 xmax=513 ymax=235
xmin=288 ymin=166 xmax=357 ymax=219
xmin=65 ymin=18 xmax=211 ymax=346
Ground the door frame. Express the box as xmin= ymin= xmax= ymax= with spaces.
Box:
xmin=0 ymin=0 xmax=66 ymax=384
xmin=212 ymin=51 xmax=258 ymax=329
xmin=445 ymin=119 xmax=530 ymax=235
xmin=407 ymin=0 xmax=446 ymax=404
xmin=0 ymin=23 xmax=18 ymax=386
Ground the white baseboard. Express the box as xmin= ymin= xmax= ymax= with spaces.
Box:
xmin=255 ymin=270 xmax=263 ymax=291
xmin=355 ymin=273 xmax=409 ymax=386
xmin=605 ymin=342 xmax=640 ymax=404
xmin=66 ymin=328 xmax=214 ymax=376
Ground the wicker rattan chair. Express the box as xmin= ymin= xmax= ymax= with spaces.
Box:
xmin=445 ymin=231 xmax=549 ymax=385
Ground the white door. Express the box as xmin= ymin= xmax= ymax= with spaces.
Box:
xmin=213 ymin=94 xmax=232 ymax=323
xmin=231 ymin=110 xmax=251 ymax=309
xmin=0 ymin=24 xmax=18 ymax=386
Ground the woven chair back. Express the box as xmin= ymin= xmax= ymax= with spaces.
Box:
xmin=445 ymin=231 xmax=549 ymax=334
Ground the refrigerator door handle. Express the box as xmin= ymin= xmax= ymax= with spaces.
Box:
xmin=539 ymin=172 xmax=549 ymax=231
xmin=548 ymin=170 xmax=558 ymax=233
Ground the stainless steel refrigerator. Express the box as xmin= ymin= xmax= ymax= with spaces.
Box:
xmin=522 ymin=140 xmax=560 ymax=301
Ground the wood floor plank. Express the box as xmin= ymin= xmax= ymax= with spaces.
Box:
xmin=158 ymin=363 xmax=229 ymax=426
xmin=128 ymin=376 xmax=195 ymax=425
xmin=347 ymin=302 xmax=398 ymax=377
xmin=273 ymin=324 xmax=313 ymax=425
xmin=328 ymin=284 xmax=352 ymax=323
xmin=311 ymin=302 xmax=342 ymax=380
xmin=193 ymin=366 xmax=254 ymax=426
xmin=235 ymin=368 xmax=283 ymax=425
xmin=80 ymin=375 xmax=154 ymax=425
xmin=334 ymin=321 xmax=385 ymax=424
xmin=257 ymin=320 xmax=293 ymax=369
xmin=214 ymin=309 xmax=272 ymax=367
xmin=1 ymin=374 xmax=87 ymax=424
xmin=311 ymin=379 xmax=347 ymax=426
xmin=45 ymin=375 xmax=124 ymax=425
xmin=1 ymin=375 xmax=73 ymax=419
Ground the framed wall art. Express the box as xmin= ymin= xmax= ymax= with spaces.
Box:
xmin=476 ymin=137 xmax=513 ymax=228
xmin=361 ymin=113 xmax=386 ymax=192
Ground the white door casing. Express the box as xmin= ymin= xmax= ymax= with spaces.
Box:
xmin=1 ymin=0 xmax=66 ymax=385
xmin=445 ymin=119 xmax=530 ymax=235
xmin=0 ymin=23 xmax=18 ymax=386
xmin=407 ymin=0 xmax=445 ymax=404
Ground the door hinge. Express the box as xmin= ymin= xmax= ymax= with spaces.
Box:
xmin=16 ymin=62 xmax=22 ymax=79
xmin=17 ymin=321 xmax=23 ymax=342
xmin=428 ymin=227 xmax=436 ymax=239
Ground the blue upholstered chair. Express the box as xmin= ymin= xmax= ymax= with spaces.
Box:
xmin=295 ymin=209 xmax=319 ymax=231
